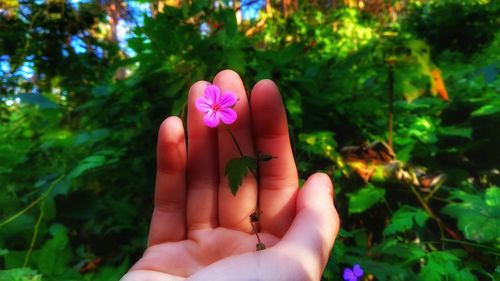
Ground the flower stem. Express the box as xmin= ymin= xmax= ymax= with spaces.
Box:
xmin=223 ymin=125 xmax=264 ymax=250
xmin=224 ymin=125 xmax=258 ymax=179
xmin=224 ymin=125 xmax=244 ymax=156
xmin=250 ymin=210 xmax=265 ymax=251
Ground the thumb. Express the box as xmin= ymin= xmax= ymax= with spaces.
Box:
xmin=274 ymin=172 xmax=340 ymax=280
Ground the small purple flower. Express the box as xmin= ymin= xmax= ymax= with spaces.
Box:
xmin=343 ymin=264 xmax=364 ymax=281
xmin=195 ymin=85 xmax=237 ymax=128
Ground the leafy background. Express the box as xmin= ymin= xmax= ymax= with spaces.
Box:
xmin=0 ymin=0 xmax=499 ymax=280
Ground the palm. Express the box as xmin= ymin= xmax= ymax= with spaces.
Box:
xmin=123 ymin=71 xmax=339 ymax=281
xmin=133 ymin=228 xmax=279 ymax=277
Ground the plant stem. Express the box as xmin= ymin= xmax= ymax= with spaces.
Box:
xmin=224 ymin=125 xmax=258 ymax=179
xmin=387 ymin=64 xmax=394 ymax=149
xmin=23 ymin=200 xmax=45 ymax=266
xmin=0 ymin=175 xmax=64 ymax=229
xmin=440 ymin=238 xmax=500 ymax=254
xmin=225 ymin=125 xmax=244 ymax=156
xmin=409 ymin=185 xmax=462 ymax=242
xmin=223 ymin=125 xmax=264 ymax=249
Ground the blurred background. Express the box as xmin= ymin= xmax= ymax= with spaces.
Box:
xmin=0 ymin=0 xmax=499 ymax=280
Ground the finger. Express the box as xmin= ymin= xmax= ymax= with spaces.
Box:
xmin=250 ymin=79 xmax=298 ymax=237
xmin=275 ymin=173 xmax=340 ymax=280
xmin=214 ymin=70 xmax=257 ymax=232
xmin=148 ymin=117 xmax=188 ymax=246
xmin=186 ymin=81 xmax=219 ymax=232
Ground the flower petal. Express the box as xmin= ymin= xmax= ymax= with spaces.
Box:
xmin=204 ymin=85 xmax=220 ymax=104
xmin=203 ymin=110 xmax=220 ymax=128
xmin=219 ymin=91 xmax=237 ymax=108
xmin=343 ymin=269 xmax=355 ymax=281
xmin=219 ymin=108 xmax=237 ymax=125
xmin=353 ymin=265 xmax=363 ymax=277
xmin=195 ymin=96 xmax=213 ymax=112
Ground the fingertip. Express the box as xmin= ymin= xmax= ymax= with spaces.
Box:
xmin=157 ymin=116 xmax=186 ymax=172
xmin=302 ymin=172 xmax=339 ymax=236
xmin=300 ymin=173 xmax=334 ymax=202
xmin=308 ymin=172 xmax=333 ymax=196
xmin=251 ymin=79 xmax=287 ymax=138
xmin=253 ymin=79 xmax=278 ymax=92
xmin=275 ymin=172 xmax=339 ymax=280
xmin=213 ymin=69 xmax=243 ymax=84
xmin=250 ymin=79 xmax=281 ymax=107
xmin=188 ymin=80 xmax=210 ymax=99
xmin=159 ymin=116 xmax=185 ymax=145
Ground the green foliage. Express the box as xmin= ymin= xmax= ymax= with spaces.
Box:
xmin=383 ymin=206 xmax=428 ymax=236
xmin=0 ymin=268 xmax=42 ymax=281
xmin=418 ymin=250 xmax=477 ymax=281
xmin=442 ymin=187 xmax=500 ymax=244
xmin=224 ymin=156 xmax=257 ymax=195
xmin=37 ymin=225 xmax=71 ymax=276
xmin=347 ymin=184 xmax=386 ymax=214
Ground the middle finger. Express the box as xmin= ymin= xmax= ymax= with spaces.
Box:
xmin=214 ymin=70 xmax=257 ymax=233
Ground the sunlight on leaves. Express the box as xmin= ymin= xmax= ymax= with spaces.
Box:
xmin=384 ymin=206 xmax=429 ymax=236
xmin=441 ymin=187 xmax=500 ymax=243
xmin=347 ymin=184 xmax=386 ymax=214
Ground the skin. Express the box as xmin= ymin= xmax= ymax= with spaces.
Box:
xmin=121 ymin=70 xmax=340 ymax=281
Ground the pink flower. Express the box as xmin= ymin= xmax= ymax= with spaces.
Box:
xmin=195 ymin=85 xmax=237 ymax=128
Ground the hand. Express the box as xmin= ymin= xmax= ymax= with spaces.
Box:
xmin=121 ymin=70 xmax=340 ymax=281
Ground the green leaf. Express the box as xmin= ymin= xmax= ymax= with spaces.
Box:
xmin=0 ymin=214 xmax=35 ymax=243
xmin=347 ymin=184 xmax=386 ymax=214
xmin=441 ymin=187 xmax=500 ymax=243
xmin=67 ymin=149 xmax=123 ymax=180
xmin=74 ymin=129 xmax=110 ymax=146
xmin=418 ymin=251 xmax=474 ymax=281
xmin=68 ymin=154 xmax=106 ymax=179
xmin=37 ymin=224 xmax=71 ymax=275
xmin=485 ymin=187 xmax=500 ymax=207
xmin=372 ymin=238 xmax=426 ymax=261
xmin=437 ymin=126 xmax=472 ymax=139
xmin=471 ymin=95 xmax=500 ymax=117
xmin=384 ymin=206 xmax=429 ymax=235
xmin=0 ymin=268 xmax=42 ymax=281
xmin=224 ymin=156 xmax=257 ymax=196
xmin=91 ymin=258 xmax=129 ymax=281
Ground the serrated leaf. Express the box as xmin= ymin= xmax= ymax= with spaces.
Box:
xmin=224 ymin=156 xmax=257 ymax=196
xmin=418 ymin=251 xmax=467 ymax=281
xmin=347 ymin=184 xmax=386 ymax=214
xmin=384 ymin=206 xmax=429 ymax=235
xmin=0 ymin=268 xmax=42 ymax=281
xmin=485 ymin=187 xmax=500 ymax=207
xmin=441 ymin=187 xmax=500 ymax=243
xmin=372 ymin=238 xmax=426 ymax=262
